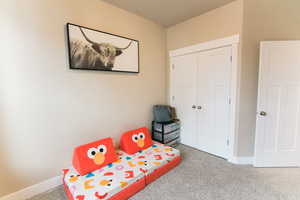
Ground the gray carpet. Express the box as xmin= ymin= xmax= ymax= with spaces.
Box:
xmin=29 ymin=145 xmax=300 ymax=200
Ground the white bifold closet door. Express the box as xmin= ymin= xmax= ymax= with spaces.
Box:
xmin=171 ymin=53 xmax=198 ymax=148
xmin=171 ymin=46 xmax=232 ymax=159
xmin=196 ymin=47 xmax=232 ymax=158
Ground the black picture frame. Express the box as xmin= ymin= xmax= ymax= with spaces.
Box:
xmin=66 ymin=23 xmax=140 ymax=73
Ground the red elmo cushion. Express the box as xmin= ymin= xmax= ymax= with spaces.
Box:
xmin=73 ymin=137 xmax=118 ymax=176
xmin=120 ymin=127 xmax=153 ymax=154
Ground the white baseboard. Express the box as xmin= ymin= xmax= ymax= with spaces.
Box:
xmin=0 ymin=175 xmax=62 ymax=200
xmin=228 ymin=156 xmax=253 ymax=165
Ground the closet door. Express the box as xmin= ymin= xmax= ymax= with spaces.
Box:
xmin=197 ymin=46 xmax=232 ymax=159
xmin=170 ymin=53 xmax=198 ymax=148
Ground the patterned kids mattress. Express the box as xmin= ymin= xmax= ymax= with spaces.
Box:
xmin=128 ymin=142 xmax=180 ymax=175
xmin=63 ymin=142 xmax=180 ymax=200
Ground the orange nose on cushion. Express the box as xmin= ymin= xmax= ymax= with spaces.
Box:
xmin=73 ymin=137 xmax=118 ymax=176
xmin=120 ymin=127 xmax=153 ymax=154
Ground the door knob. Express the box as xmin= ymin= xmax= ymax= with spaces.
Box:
xmin=192 ymin=105 xmax=196 ymax=109
xmin=197 ymin=106 xmax=202 ymax=110
xmin=260 ymin=111 xmax=267 ymax=116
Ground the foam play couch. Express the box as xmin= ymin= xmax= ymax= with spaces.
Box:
xmin=63 ymin=127 xmax=181 ymax=200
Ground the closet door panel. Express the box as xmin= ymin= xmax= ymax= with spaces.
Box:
xmin=171 ymin=54 xmax=198 ymax=148
xmin=197 ymin=47 xmax=232 ymax=158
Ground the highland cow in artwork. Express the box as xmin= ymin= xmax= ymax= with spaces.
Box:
xmin=67 ymin=23 xmax=139 ymax=73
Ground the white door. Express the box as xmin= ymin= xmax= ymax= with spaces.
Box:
xmin=197 ymin=47 xmax=232 ymax=159
xmin=254 ymin=41 xmax=300 ymax=167
xmin=171 ymin=53 xmax=198 ymax=148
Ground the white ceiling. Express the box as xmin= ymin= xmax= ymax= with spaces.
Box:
xmin=101 ymin=0 xmax=236 ymax=27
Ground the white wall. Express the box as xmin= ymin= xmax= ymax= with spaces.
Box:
xmin=166 ymin=0 xmax=300 ymax=159
xmin=0 ymin=0 xmax=167 ymax=197
xmin=166 ymin=0 xmax=243 ymax=51
xmin=4 ymin=0 xmax=300 ymax=197
xmin=166 ymin=0 xmax=243 ymax=157
xmin=239 ymin=0 xmax=300 ymax=156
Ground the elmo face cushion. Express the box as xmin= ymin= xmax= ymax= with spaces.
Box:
xmin=72 ymin=138 xmax=118 ymax=176
xmin=120 ymin=127 xmax=153 ymax=154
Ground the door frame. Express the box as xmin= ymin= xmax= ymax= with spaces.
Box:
xmin=169 ymin=35 xmax=240 ymax=162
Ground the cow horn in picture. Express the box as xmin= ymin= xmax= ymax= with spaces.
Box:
xmin=79 ymin=27 xmax=97 ymax=45
xmin=79 ymin=27 xmax=133 ymax=50
xmin=116 ymin=41 xmax=133 ymax=50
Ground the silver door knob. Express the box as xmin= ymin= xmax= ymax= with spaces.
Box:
xmin=192 ymin=105 xmax=196 ymax=109
xmin=197 ymin=106 xmax=202 ymax=110
xmin=260 ymin=111 xmax=267 ymax=116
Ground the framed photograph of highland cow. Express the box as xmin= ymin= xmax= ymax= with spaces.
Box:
xmin=66 ymin=23 xmax=139 ymax=73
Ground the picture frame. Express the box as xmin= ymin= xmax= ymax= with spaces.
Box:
xmin=66 ymin=23 xmax=139 ymax=73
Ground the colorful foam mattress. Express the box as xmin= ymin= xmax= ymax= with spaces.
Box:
xmin=63 ymin=142 xmax=180 ymax=200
